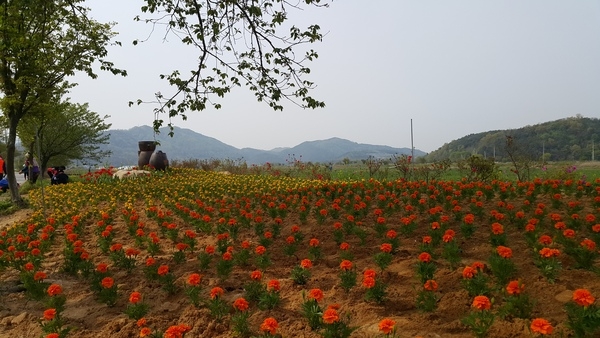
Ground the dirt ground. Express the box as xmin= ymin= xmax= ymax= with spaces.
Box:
xmin=0 ymin=190 xmax=598 ymax=338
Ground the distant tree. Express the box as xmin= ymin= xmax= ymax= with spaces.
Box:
xmin=18 ymin=99 xmax=112 ymax=175
xmin=363 ymin=156 xmax=383 ymax=178
xmin=133 ymin=0 xmax=328 ymax=135
xmin=504 ymin=135 xmax=533 ymax=181
xmin=0 ymin=0 xmax=126 ymax=205
xmin=457 ymin=155 xmax=497 ymax=182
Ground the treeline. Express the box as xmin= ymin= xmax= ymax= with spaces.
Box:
xmin=426 ymin=115 xmax=600 ymax=162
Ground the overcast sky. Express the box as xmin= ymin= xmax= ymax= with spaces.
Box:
xmin=69 ymin=1 xmax=600 ymax=153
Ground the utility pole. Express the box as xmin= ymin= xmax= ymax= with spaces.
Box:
xmin=410 ymin=119 xmax=414 ymax=160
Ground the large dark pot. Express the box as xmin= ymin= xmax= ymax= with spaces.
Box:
xmin=138 ymin=141 xmax=157 ymax=168
xmin=149 ymin=150 xmax=169 ymax=171
xmin=138 ymin=141 xmax=157 ymax=152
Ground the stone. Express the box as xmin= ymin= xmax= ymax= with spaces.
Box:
xmin=555 ymin=289 xmax=573 ymax=303
xmin=11 ymin=312 xmax=27 ymax=325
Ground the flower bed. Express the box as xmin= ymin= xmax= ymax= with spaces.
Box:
xmin=0 ymin=168 xmax=598 ymax=337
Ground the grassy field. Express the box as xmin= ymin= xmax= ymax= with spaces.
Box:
xmin=330 ymin=161 xmax=600 ymax=182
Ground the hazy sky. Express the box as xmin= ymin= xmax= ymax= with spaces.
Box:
xmin=69 ymin=1 xmax=600 ymax=153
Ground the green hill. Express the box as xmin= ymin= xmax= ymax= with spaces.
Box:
xmin=426 ymin=115 xmax=600 ymax=162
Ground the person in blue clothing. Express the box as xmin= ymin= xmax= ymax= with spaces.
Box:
xmin=0 ymin=177 xmax=10 ymax=192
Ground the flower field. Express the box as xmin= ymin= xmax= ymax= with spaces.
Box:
xmin=0 ymin=168 xmax=599 ymax=337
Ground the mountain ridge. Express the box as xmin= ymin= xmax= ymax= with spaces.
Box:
xmin=100 ymin=126 xmax=424 ymax=166
xmin=425 ymin=115 xmax=600 ymax=162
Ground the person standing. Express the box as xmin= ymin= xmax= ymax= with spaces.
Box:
xmin=0 ymin=155 xmax=5 ymax=180
xmin=21 ymin=162 xmax=29 ymax=180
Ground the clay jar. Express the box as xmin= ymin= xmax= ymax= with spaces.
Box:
xmin=138 ymin=141 xmax=156 ymax=169
xmin=149 ymin=150 xmax=169 ymax=171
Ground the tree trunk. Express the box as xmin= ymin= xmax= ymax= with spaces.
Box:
xmin=7 ymin=116 xmax=24 ymax=207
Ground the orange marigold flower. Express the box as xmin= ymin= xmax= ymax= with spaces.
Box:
xmin=471 ymin=261 xmax=485 ymax=271
xmin=164 ymin=324 xmax=191 ymax=338
xmin=538 ymin=235 xmax=553 ymax=245
xmin=380 ymin=243 xmax=393 ymax=253
xmin=46 ymin=334 xmax=60 ymax=338
xmin=431 ymin=222 xmax=440 ymax=230
xmin=362 ymin=276 xmax=376 ymax=288
xmin=47 ymin=284 xmax=62 ymax=296
xmin=233 ymin=297 xmax=249 ymax=311
xmin=210 ymin=287 xmax=224 ymax=299
xmin=422 ymin=236 xmax=432 ymax=244
xmin=145 ymin=257 xmax=155 ymax=267
xmin=250 ymin=270 xmax=262 ymax=281
xmin=340 ymin=260 xmax=353 ymax=271
xmin=137 ymin=318 xmax=147 ymax=327
xmin=472 ymin=295 xmax=491 ymax=311
xmin=175 ymin=243 xmax=188 ymax=251
xmin=463 ymin=214 xmax=475 ymax=224
xmin=308 ymin=288 xmax=324 ymax=302
xmin=34 ymin=271 xmax=47 ymax=281
xmin=110 ymin=243 xmax=122 ymax=252
xmin=139 ymin=327 xmax=152 ymax=337
xmin=530 ymin=318 xmax=553 ymax=335
xmin=572 ymin=289 xmax=595 ymax=307
xmin=562 ymin=229 xmax=576 ymax=238
xmin=309 ymin=238 xmax=320 ymax=247
xmin=205 ymin=245 xmax=215 ymax=254
xmin=592 ymin=224 xmax=600 ymax=233
xmin=267 ymin=279 xmax=281 ymax=292
xmin=322 ymin=308 xmax=340 ymax=324
xmin=491 ymin=223 xmax=504 ymax=235
xmin=97 ymin=263 xmax=109 ymax=273
xmin=23 ymin=262 xmax=34 ymax=271
xmin=339 ymin=242 xmax=350 ymax=250
xmin=496 ymin=246 xmax=512 ymax=259
xmin=241 ymin=240 xmax=251 ymax=249
xmin=157 ymin=265 xmax=169 ymax=276
xmin=539 ymin=247 xmax=560 ymax=258
xmin=386 ymin=230 xmax=398 ymax=239
xmin=187 ymin=273 xmax=202 ymax=286
xmin=580 ymin=238 xmax=596 ymax=251
xmin=300 ymin=259 xmax=312 ymax=269
xmin=418 ymin=252 xmax=431 ymax=263
xmin=43 ymin=308 xmax=56 ymax=321
xmin=378 ymin=318 xmax=396 ymax=334
xmin=553 ymin=221 xmax=566 ymax=230
xmin=506 ymin=280 xmax=525 ymax=295
xmin=363 ymin=269 xmax=376 ymax=278
xmin=260 ymin=317 xmax=278 ymax=335
xmin=101 ymin=277 xmax=114 ymax=289
xmin=424 ymin=279 xmax=438 ymax=291
xmin=222 ymin=252 xmax=232 ymax=261
xmin=255 ymin=245 xmax=266 ymax=255
xmin=286 ymin=236 xmax=295 ymax=244
xmin=327 ymin=303 xmax=341 ymax=310
xmin=129 ymin=291 xmax=142 ymax=304
xmin=125 ymin=248 xmax=141 ymax=257
xmin=462 ymin=266 xmax=476 ymax=279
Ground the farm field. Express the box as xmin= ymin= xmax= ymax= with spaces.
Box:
xmin=0 ymin=168 xmax=598 ymax=338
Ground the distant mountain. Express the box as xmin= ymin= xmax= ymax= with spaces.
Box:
xmin=100 ymin=126 xmax=425 ymax=166
xmin=426 ymin=116 xmax=600 ymax=162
